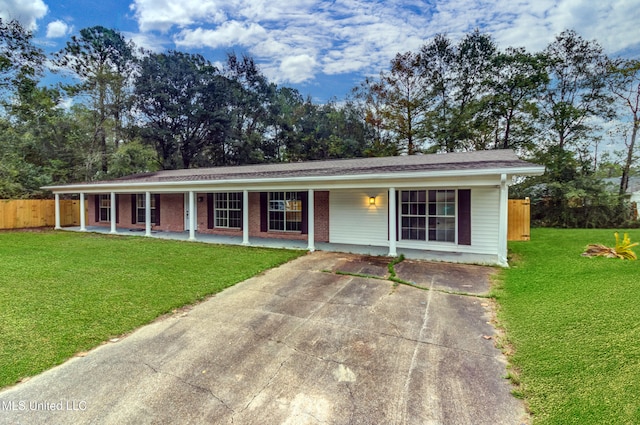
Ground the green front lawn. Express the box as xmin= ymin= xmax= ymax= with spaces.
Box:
xmin=498 ymin=228 xmax=640 ymax=425
xmin=0 ymin=230 xmax=304 ymax=389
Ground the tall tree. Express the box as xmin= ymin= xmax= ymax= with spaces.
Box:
xmin=0 ymin=18 xmax=45 ymax=103
xmin=350 ymin=76 xmax=397 ymax=156
xmin=269 ymin=86 xmax=304 ymax=161
xmin=224 ymin=53 xmax=277 ymax=164
xmin=419 ymin=34 xmax=458 ymax=152
xmin=539 ymin=30 xmax=613 ymax=154
xmin=482 ymin=48 xmax=548 ymax=151
xmin=380 ymin=51 xmax=430 ymax=154
xmin=134 ymin=51 xmax=229 ymax=169
xmin=451 ymin=30 xmax=498 ymax=151
xmin=608 ymin=59 xmax=640 ymax=198
xmin=54 ymin=26 xmax=137 ymax=173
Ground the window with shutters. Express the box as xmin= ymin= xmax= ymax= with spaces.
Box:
xmin=269 ymin=192 xmax=302 ymax=232
xmin=136 ymin=194 xmax=157 ymax=224
xmin=400 ymin=190 xmax=456 ymax=243
xmin=99 ymin=195 xmax=111 ymax=222
xmin=214 ymin=192 xmax=242 ymax=229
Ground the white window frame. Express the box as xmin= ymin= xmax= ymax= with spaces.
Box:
xmin=400 ymin=189 xmax=456 ymax=243
xmin=268 ymin=192 xmax=302 ymax=232
xmin=136 ymin=194 xmax=157 ymax=224
xmin=214 ymin=192 xmax=242 ymax=229
xmin=99 ymin=194 xmax=111 ymax=222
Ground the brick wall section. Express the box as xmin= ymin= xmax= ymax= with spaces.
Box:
xmin=87 ymin=194 xmax=185 ymax=232
xmin=87 ymin=195 xmax=99 ymax=226
xmin=196 ymin=192 xmax=243 ymax=237
xmin=248 ymin=191 xmax=330 ymax=242
xmin=87 ymin=191 xmax=330 ymax=243
xmin=158 ymin=193 xmax=185 ymax=232
xmin=314 ymin=191 xmax=330 ymax=242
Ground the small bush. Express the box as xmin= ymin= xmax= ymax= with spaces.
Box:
xmin=582 ymin=232 xmax=638 ymax=260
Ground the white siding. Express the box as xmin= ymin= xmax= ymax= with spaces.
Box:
xmin=328 ymin=187 xmax=502 ymax=263
xmin=330 ymin=189 xmax=389 ymax=246
xmin=391 ymin=187 xmax=501 ymax=257
xmin=470 ymin=188 xmax=500 ymax=255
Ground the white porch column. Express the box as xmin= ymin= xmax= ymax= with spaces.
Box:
xmin=307 ymin=189 xmax=315 ymax=252
xmin=145 ymin=191 xmax=152 ymax=237
xmin=498 ymin=174 xmax=509 ymax=266
xmin=188 ymin=191 xmax=196 ymax=241
xmin=54 ymin=193 xmax=62 ymax=230
xmin=388 ymin=187 xmax=397 ymax=257
xmin=79 ymin=192 xmax=86 ymax=231
xmin=242 ymin=190 xmax=250 ymax=245
xmin=110 ymin=192 xmax=117 ymax=234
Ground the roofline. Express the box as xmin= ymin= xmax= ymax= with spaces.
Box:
xmin=43 ymin=165 xmax=546 ymax=193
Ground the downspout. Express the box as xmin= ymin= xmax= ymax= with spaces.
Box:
xmin=388 ymin=187 xmax=397 ymax=257
xmin=498 ymin=174 xmax=509 ymax=267
xmin=307 ymin=189 xmax=315 ymax=252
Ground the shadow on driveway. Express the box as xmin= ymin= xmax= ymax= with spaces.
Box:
xmin=0 ymin=252 xmax=525 ymax=425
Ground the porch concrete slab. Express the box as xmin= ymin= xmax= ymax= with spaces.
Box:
xmin=394 ymin=259 xmax=496 ymax=295
xmin=0 ymin=252 xmax=525 ymax=425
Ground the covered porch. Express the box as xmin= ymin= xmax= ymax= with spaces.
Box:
xmin=52 ymin=187 xmax=407 ymax=257
xmin=59 ymin=225 xmax=497 ymax=263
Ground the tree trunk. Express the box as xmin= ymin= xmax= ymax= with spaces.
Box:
xmin=619 ymin=115 xmax=638 ymax=198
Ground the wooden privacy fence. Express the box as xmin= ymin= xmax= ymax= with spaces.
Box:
xmin=0 ymin=199 xmax=87 ymax=230
xmin=508 ymin=198 xmax=531 ymax=241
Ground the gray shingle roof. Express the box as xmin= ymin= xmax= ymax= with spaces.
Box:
xmin=106 ymin=150 xmax=538 ymax=184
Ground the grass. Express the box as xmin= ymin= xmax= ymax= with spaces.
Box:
xmin=497 ymin=228 xmax=640 ymax=425
xmin=0 ymin=230 xmax=304 ymax=389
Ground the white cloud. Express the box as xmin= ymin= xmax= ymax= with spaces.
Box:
xmin=275 ymin=54 xmax=318 ymax=84
xmin=0 ymin=0 xmax=47 ymax=30
xmin=130 ymin=0 xmax=640 ymax=86
xmin=45 ymin=20 xmax=71 ymax=38
xmin=124 ymin=31 xmax=169 ymax=53
xmin=174 ymin=21 xmax=267 ymax=49
xmin=131 ymin=0 xmax=226 ymax=32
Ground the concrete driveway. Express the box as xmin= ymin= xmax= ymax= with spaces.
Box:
xmin=0 ymin=252 xmax=526 ymax=425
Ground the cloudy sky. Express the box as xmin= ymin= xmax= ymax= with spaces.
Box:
xmin=2 ymin=0 xmax=639 ymax=101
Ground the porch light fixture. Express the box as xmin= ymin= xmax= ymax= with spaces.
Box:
xmin=369 ymin=196 xmax=376 ymax=205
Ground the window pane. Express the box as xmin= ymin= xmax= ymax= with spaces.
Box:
xmin=268 ymin=192 xmax=302 ymax=232
xmin=229 ymin=211 xmax=242 ymax=228
xmin=99 ymin=195 xmax=110 ymax=222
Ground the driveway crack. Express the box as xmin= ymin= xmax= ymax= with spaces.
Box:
xmin=143 ymin=362 xmax=235 ymax=414
xmin=236 ymin=356 xmax=290 ymax=416
xmin=399 ymin=277 xmax=434 ymax=424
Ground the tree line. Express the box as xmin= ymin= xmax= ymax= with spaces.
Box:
xmin=0 ymin=19 xmax=638 ymax=227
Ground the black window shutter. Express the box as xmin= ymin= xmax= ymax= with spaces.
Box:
xmin=155 ymin=194 xmax=161 ymax=225
xmin=238 ymin=192 xmax=243 ymax=230
xmin=458 ymin=189 xmax=471 ymax=245
xmin=94 ymin=195 xmax=99 ymax=222
xmin=207 ymin=193 xmax=214 ymax=229
xmin=131 ymin=194 xmax=137 ymax=224
xmin=260 ymin=192 xmax=268 ymax=232
xmin=299 ymin=191 xmax=308 ymax=234
xmin=115 ymin=195 xmax=120 ymax=223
